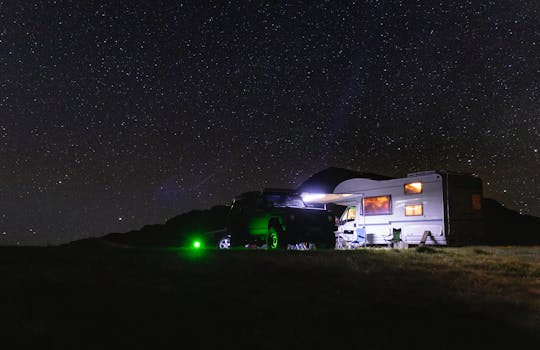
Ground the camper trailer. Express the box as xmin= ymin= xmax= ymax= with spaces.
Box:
xmin=301 ymin=171 xmax=484 ymax=248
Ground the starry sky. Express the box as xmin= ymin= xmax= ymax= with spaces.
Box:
xmin=1 ymin=1 xmax=539 ymax=245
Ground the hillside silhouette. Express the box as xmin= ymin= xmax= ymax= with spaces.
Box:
xmin=70 ymin=167 xmax=540 ymax=247
xmin=71 ymin=205 xmax=230 ymax=248
xmin=483 ymin=198 xmax=540 ymax=245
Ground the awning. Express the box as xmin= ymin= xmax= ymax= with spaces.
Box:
xmin=301 ymin=193 xmax=362 ymax=205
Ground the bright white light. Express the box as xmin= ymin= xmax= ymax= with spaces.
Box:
xmin=301 ymin=193 xmax=326 ymax=203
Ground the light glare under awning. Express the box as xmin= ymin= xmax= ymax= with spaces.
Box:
xmin=301 ymin=193 xmax=361 ymax=204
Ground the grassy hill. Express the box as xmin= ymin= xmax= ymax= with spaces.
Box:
xmin=1 ymin=244 xmax=538 ymax=349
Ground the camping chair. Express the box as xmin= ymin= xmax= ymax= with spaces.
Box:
xmin=351 ymin=227 xmax=366 ymax=248
xmin=335 ymin=228 xmax=366 ymax=249
xmin=384 ymin=228 xmax=407 ymax=248
xmin=335 ymin=235 xmax=348 ymax=250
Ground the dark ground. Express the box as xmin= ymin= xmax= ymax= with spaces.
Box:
xmin=1 ymin=244 xmax=538 ymax=349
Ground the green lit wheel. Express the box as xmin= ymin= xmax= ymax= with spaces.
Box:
xmin=266 ymin=226 xmax=281 ymax=250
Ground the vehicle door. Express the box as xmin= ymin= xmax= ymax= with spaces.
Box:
xmin=229 ymin=198 xmax=249 ymax=234
xmin=337 ymin=206 xmax=357 ymax=242
xmin=247 ymin=196 xmax=271 ymax=236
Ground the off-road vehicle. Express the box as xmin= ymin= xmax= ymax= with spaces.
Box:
xmin=226 ymin=189 xmax=337 ymax=250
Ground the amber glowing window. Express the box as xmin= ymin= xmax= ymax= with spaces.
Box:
xmin=347 ymin=206 xmax=357 ymax=220
xmin=404 ymin=182 xmax=423 ymax=194
xmin=471 ymin=194 xmax=482 ymax=210
xmin=405 ymin=204 xmax=423 ymax=216
xmin=363 ymin=195 xmax=392 ymax=215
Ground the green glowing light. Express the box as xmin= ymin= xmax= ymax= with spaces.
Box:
xmin=193 ymin=241 xmax=201 ymax=249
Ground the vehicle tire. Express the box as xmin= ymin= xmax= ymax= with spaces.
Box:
xmin=320 ymin=234 xmax=338 ymax=250
xmin=266 ymin=225 xmax=284 ymax=250
xmin=218 ymin=235 xmax=231 ymax=249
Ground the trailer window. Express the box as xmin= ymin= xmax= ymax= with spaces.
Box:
xmin=405 ymin=204 xmax=423 ymax=216
xmin=404 ymin=182 xmax=422 ymax=194
xmin=364 ymin=195 xmax=392 ymax=215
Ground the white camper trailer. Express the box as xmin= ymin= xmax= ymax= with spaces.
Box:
xmin=302 ymin=171 xmax=484 ymax=248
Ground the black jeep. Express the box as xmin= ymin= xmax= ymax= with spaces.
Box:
xmin=226 ymin=189 xmax=337 ymax=250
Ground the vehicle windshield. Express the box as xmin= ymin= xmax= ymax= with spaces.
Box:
xmin=264 ymin=194 xmax=306 ymax=208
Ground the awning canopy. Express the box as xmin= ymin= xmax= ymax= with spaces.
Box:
xmin=300 ymin=193 xmax=362 ymax=205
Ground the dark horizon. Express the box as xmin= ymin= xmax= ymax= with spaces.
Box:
xmin=2 ymin=1 xmax=539 ymax=245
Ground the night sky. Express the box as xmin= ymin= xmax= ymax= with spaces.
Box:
xmin=1 ymin=1 xmax=539 ymax=245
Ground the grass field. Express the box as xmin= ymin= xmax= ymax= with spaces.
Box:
xmin=1 ymin=244 xmax=538 ymax=349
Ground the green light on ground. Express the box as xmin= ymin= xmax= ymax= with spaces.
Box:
xmin=193 ymin=240 xmax=201 ymax=249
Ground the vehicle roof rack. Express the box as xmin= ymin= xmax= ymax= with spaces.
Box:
xmin=235 ymin=190 xmax=261 ymax=199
